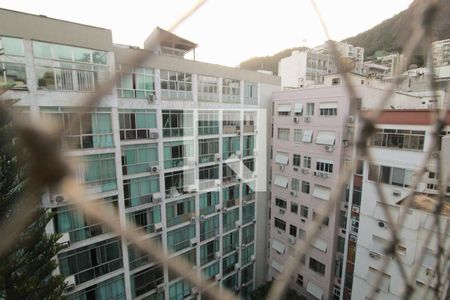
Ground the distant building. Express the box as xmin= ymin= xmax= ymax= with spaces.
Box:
xmin=432 ymin=39 xmax=450 ymax=67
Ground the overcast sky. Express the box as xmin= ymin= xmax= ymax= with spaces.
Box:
xmin=0 ymin=0 xmax=413 ymax=66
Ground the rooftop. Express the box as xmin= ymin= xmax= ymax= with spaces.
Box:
xmin=397 ymin=193 xmax=450 ymax=216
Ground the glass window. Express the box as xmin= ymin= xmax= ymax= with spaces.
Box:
xmin=198 ymin=111 xmax=219 ymax=135
xmin=294 ymin=129 xmax=302 ymax=143
xmin=199 ymin=138 xmax=219 ymax=164
xmin=119 ymin=109 xmax=157 ymax=140
xmin=167 ymin=224 xmax=196 ymax=252
xmin=301 ymin=181 xmax=310 ymax=194
xmin=75 ymin=153 xmax=117 ymax=194
xmin=127 ymin=206 xmax=161 ymax=234
xmin=306 ymin=103 xmax=314 ymax=116
xmin=164 ymin=169 xmax=195 ymax=197
xmin=124 ymin=175 xmax=159 ymax=208
xmin=278 ymin=128 xmax=290 ymax=141
xmin=166 ymin=196 xmax=195 ymax=227
xmin=160 ymin=70 xmax=192 ymax=101
xmin=131 ymin=265 xmax=164 ymax=297
xmin=222 ymin=78 xmax=240 ymax=103
xmin=303 ymin=156 xmax=312 ymax=168
xmin=163 ymin=140 xmax=194 ymax=169
xmin=121 ymin=143 xmax=158 ymax=175
xmin=198 ymin=75 xmax=219 ymax=102
xmin=162 ymin=110 xmax=193 ymax=137
xmin=222 ymin=136 xmax=240 ymax=159
xmin=274 ymin=218 xmax=286 ymax=231
xmin=244 ymin=82 xmax=258 ymax=105
xmin=293 ymin=154 xmax=301 ymax=167
xmin=290 ymin=202 xmax=298 ymax=214
xmin=300 ymin=205 xmax=308 ymax=218
xmin=117 ymin=65 xmax=155 ymax=99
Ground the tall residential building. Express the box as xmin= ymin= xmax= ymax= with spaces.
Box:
xmin=348 ymin=110 xmax=450 ymax=300
xmin=432 ymin=39 xmax=450 ymax=67
xmin=0 ymin=8 xmax=280 ymax=300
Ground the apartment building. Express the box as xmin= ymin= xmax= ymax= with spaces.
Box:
xmin=348 ymin=110 xmax=450 ymax=300
xmin=0 ymin=8 xmax=280 ymax=300
xmin=432 ymin=39 xmax=450 ymax=67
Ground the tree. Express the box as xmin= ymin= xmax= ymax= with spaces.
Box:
xmin=0 ymin=108 xmax=67 ymax=299
xmin=250 ymin=281 xmax=305 ymax=300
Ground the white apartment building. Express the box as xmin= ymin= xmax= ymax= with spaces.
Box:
xmin=0 ymin=8 xmax=280 ymax=300
xmin=349 ymin=110 xmax=450 ymax=300
xmin=432 ymin=39 xmax=450 ymax=67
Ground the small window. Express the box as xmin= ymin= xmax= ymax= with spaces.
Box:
xmin=300 ymin=205 xmax=308 ymax=218
xmin=289 ymin=224 xmax=297 ymax=237
xmin=303 ymin=156 xmax=311 ymax=169
xmin=332 ymin=78 xmax=340 ymax=85
xmin=301 ymin=181 xmax=310 ymax=194
xmin=290 ymin=202 xmax=298 ymax=214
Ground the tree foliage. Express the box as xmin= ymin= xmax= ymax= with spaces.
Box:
xmin=0 ymin=108 xmax=67 ymax=299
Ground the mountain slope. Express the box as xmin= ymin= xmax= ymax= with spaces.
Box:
xmin=239 ymin=0 xmax=450 ymax=74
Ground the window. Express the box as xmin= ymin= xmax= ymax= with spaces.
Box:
xmin=243 ymin=135 xmax=255 ymax=157
xmin=199 ymin=165 xmax=219 ymax=188
xmin=316 ymin=160 xmax=334 ymax=173
xmin=332 ymin=77 xmax=340 ymax=85
xmin=33 ymin=41 xmax=108 ymax=92
xmin=316 ymin=131 xmax=336 ymax=145
xmin=244 ymin=82 xmax=258 ymax=105
xmin=274 ymin=218 xmax=286 ymax=231
xmin=277 ymin=104 xmax=291 ymax=116
xmin=166 ymin=197 xmax=195 ymax=227
xmin=301 ymin=181 xmax=310 ymax=194
xmin=339 ymin=211 xmax=347 ymax=229
xmin=309 ymin=257 xmax=326 ymax=275
xmin=242 ymin=224 xmax=255 ymax=244
xmin=372 ymin=128 xmax=425 ymax=151
xmin=198 ymin=111 xmax=219 ymax=135
xmin=124 ymin=175 xmax=159 ymax=208
xmin=222 ymin=231 xmax=239 ymax=255
xmin=275 ymin=198 xmax=287 ymax=209
xmin=368 ymin=164 xmax=415 ymax=188
xmin=119 ymin=109 xmax=157 ymax=140
xmin=0 ymin=37 xmax=27 ymax=89
xmin=278 ymin=128 xmax=290 ymax=141
xmin=300 ymin=205 xmax=308 ymax=218
xmin=319 ymin=102 xmax=338 ymax=116
xmin=117 ymin=65 xmax=155 ymax=98
xmin=223 ymin=162 xmax=239 ymax=184
xmin=128 ymin=236 xmax=161 ymax=270
xmin=222 ymin=111 xmax=241 ymax=134
xmin=164 ymin=169 xmax=195 ymax=197
xmin=298 ymin=228 xmax=306 ymax=239
xmin=289 ymin=224 xmax=297 ymax=237
xmin=198 ymin=75 xmax=219 ymax=102
xmin=302 ymin=129 xmax=313 ymax=143
xmin=58 ymin=238 xmax=122 ymax=284
xmin=75 ymin=153 xmax=117 ymax=194
xmin=199 ymin=191 xmax=220 ymax=215
xmin=294 ymin=129 xmax=302 ymax=143
xmin=167 ymin=224 xmax=196 ymax=252
xmin=160 ymin=70 xmax=192 ymax=100
xmin=223 ymin=185 xmax=240 ymax=208
xmin=122 ymin=143 xmax=158 ymax=175
xmin=71 ymin=275 xmax=125 ymax=300
xmin=223 ymin=136 xmax=240 ymax=159
xmin=294 ymin=103 xmax=303 ymax=116
xmin=41 ymin=107 xmax=114 ymax=149
xmin=200 ymin=240 xmax=219 ymax=265
xmin=367 ymin=267 xmax=391 ymax=292
xmin=243 ymin=111 xmax=256 ymax=132
xmin=290 ymin=202 xmax=298 ymax=214
xmin=163 ymin=140 xmax=194 ymax=169
xmin=293 ymin=154 xmax=301 ymax=167
xmin=304 ymin=156 xmax=312 ymax=168
xmin=200 ymin=215 xmax=219 ymax=241
xmin=127 ymin=206 xmax=161 ymax=233
xmin=296 ymin=274 xmax=304 ymax=287
xmin=222 ymin=78 xmax=240 ymax=103
xmin=291 ymin=178 xmax=300 ymax=191
xmin=198 ymin=138 xmax=219 ymax=164
xmin=306 ymin=103 xmax=314 ymax=116
xmin=243 ymin=202 xmax=255 ymax=224
xmin=162 ymin=110 xmax=193 ymax=137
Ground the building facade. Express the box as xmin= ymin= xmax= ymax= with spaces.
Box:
xmin=0 ymin=8 xmax=280 ymax=300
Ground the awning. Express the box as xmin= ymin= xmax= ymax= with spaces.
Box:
xmin=374 ymin=203 xmax=399 ymax=222
xmin=272 ymin=239 xmax=286 ymax=254
xmin=294 ymin=103 xmax=303 ymax=113
xmin=319 ymin=102 xmax=338 ymax=109
xmin=312 ymin=185 xmax=331 ymax=201
xmin=312 ymin=238 xmax=328 ymax=252
xmin=271 ymin=259 xmax=284 ymax=273
xmin=274 ymin=175 xmax=289 ymax=188
xmin=302 ymin=129 xmax=313 ymax=143
xmin=277 ymin=104 xmax=291 ymax=112
xmin=316 ymin=131 xmax=336 ymax=145
xmin=275 ymin=152 xmax=289 ymax=165
xmin=306 ymin=281 xmax=324 ymax=300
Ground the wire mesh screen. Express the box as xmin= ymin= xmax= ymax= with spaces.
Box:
xmin=0 ymin=0 xmax=449 ymax=300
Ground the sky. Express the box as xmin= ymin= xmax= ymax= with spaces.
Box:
xmin=0 ymin=0 xmax=414 ymax=67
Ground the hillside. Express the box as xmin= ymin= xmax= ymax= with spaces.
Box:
xmin=239 ymin=0 xmax=450 ymax=75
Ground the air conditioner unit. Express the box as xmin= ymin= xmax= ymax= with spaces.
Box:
xmin=234 ymin=263 xmax=241 ymax=271
xmin=191 ymin=287 xmax=199 ymax=295
xmin=236 ymin=151 xmax=242 ymax=158
xmin=313 ymin=171 xmax=319 ymax=177
xmin=187 ymin=185 xmax=197 ymax=193
xmin=215 ymin=274 xmax=222 ymax=281
xmin=301 ymin=218 xmax=306 ymax=223
xmin=288 ymin=236 xmax=296 ymax=245
xmin=152 ymin=192 xmax=162 ymax=203
xmin=348 ymin=115 xmax=354 ymax=123
xmin=252 ymin=219 xmax=256 ymax=224
xmin=190 ymin=238 xmax=198 ymax=247
xmin=321 ymin=172 xmax=329 ymax=179
xmin=149 ymin=131 xmax=159 ymax=139
xmin=279 ymin=165 xmax=285 ymax=171
xmin=293 ymin=117 xmax=299 ymax=123
xmin=351 ymin=206 xmax=360 ymax=213
xmin=279 ymin=208 xmax=285 ymax=215
xmin=147 ymin=93 xmax=156 ymax=103
xmin=235 ymin=221 xmax=241 ymax=228
xmin=199 ymin=215 xmax=205 ymax=222
xmin=251 ymin=254 xmax=256 ymax=262
xmin=214 ymin=153 xmax=221 ymax=161
xmin=186 ymin=158 xmax=197 ymax=167
xmin=392 ymin=190 xmax=401 ymax=197
xmin=369 ymin=251 xmax=380 ymax=259
xmin=235 ymin=245 xmax=240 ymax=251
xmin=349 ymin=234 xmax=357 ymax=242
xmin=154 ymin=223 xmax=163 ymax=232
xmin=52 ymin=193 xmax=67 ymax=204
xmin=290 ymin=191 xmax=298 ymax=197
xmin=341 ymin=228 xmax=346 ymax=235
xmin=156 ymin=283 xmax=165 ymax=293
xmin=293 ymin=167 xmax=298 ymax=172
xmin=214 ymin=179 xmax=221 ymax=187
xmin=58 ymin=232 xmax=70 ymax=247
xmin=64 ymin=275 xmax=76 ymax=291
xmin=343 ymin=139 xmax=349 ymax=147
xmin=253 ymin=149 xmax=258 ymax=156
xmin=215 ymin=204 xmax=222 ymax=212
xmin=236 ymin=129 xmax=241 ymax=135
xmin=223 ymin=207 xmax=228 ymax=213
xmin=305 ymin=116 xmax=311 ymax=123
xmin=215 ymin=251 xmax=221 ymax=259
xmin=325 ymin=145 xmax=333 ymax=152
xmin=378 ymin=221 xmax=387 ymax=228
xmin=149 ymin=165 xmax=159 ymax=173
xmin=190 ymin=216 xmax=197 ymax=224
xmin=301 ymin=168 xmax=309 ymax=174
